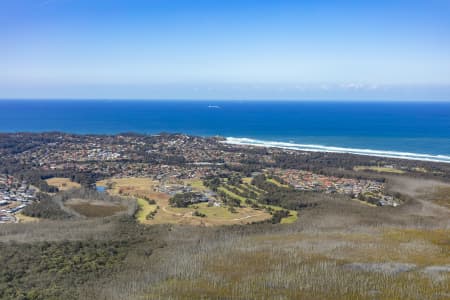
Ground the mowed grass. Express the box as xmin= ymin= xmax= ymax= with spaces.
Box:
xmin=135 ymin=198 xmax=158 ymax=224
xmin=280 ymin=210 xmax=298 ymax=224
xmin=267 ymin=178 xmax=290 ymax=188
xmin=241 ymin=182 xmax=264 ymax=195
xmin=98 ymin=177 xmax=271 ymax=226
xmin=97 ymin=177 xmax=158 ymax=196
xmin=195 ymin=203 xmax=268 ymax=222
xmin=194 ymin=202 xmax=234 ymax=218
xmin=46 ymin=177 xmax=81 ymax=191
xmin=219 ymin=185 xmax=298 ymax=224
xmin=242 ymin=177 xmax=253 ymax=184
xmin=184 ymin=179 xmax=208 ymax=191
xmin=161 ymin=202 xmax=271 ymax=226
xmin=218 ymin=186 xmax=246 ymax=203
xmin=96 ymin=177 xmax=296 ymax=225
xmin=354 ymin=166 xmax=405 ymax=174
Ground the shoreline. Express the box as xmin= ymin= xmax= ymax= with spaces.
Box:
xmin=2 ymin=131 xmax=450 ymax=164
xmin=223 ymin=137 xmax=450 ymax=164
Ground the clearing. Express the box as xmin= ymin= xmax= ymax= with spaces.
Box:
xmin=354 ymin=166 xmax=405 ymax=174
xmin=97 ymin=177 xmax=272 ymax=226
xmin=46 ymin=177 xmax=81 ymax=191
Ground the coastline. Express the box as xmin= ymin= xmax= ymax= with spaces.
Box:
xmin=1 ymin=100 xmax=449 ymax=158
xmin=223 ymin=137 xmax=450 ymax=164
xmin=2 ymin=130 xmax=450 ymax=164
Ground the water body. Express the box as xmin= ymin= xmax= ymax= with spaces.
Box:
xmin=0 ymin=100 xmax=449 ymax=163
xmin=96 ymin=186 xmax=106 ymax=193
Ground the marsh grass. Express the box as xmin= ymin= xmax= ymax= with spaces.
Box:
xmin=142 ymin=226 xmax=449 ymax=299
xmin=66 ymin=202 xmax=126 ymax=218
xmin=2 ymin=213 xmax=449 ymax=299
xmin=429 ymin=187 xmax=450 ymax=209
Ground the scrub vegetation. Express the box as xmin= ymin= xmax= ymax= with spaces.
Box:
xmin=1 ymin=176 xmax=448 ymax=300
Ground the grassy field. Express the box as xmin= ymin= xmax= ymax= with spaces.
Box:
xmin=97 ymin=177 xmax=158 ymax=196
xmin=267 ymin=177 xmax=290 ymax=188
xmin=354 ymin=166 xmax=405 ymax=174
xmin=219 ymin=184 xmax=298 ymax=223
xmin=280 ymin=210 xmax=298 ymax=224
xmin=242 ymin=177 xmax=253 ymax=184
xmin=241 ymin=181 xmax=265 ymax=194
xmin=218 ymin=186 xmax=246 ymax=203
xmin=135 ymin=198 xmax=158 ymax=224
xmin=15 ymin=212 xmax=40 ymax=223
xmin=184 ymin=179 xmax=208 ymax=191
xmin=46 ymin=177 xmax=81 ymax=191
xmin=97 ymin=177 xmax=272 ymax=226
xmin=134 ymin=195 xmax=270 ymax=226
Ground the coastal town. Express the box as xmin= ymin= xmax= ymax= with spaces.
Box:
xmin=3 ymin=133 xmax=446 ymax=178
xmin=0 ymin=174 xmax=37 ymax=223
xmin=0 ymin=132 xmax=441 ymax=224
xmin=270 ymin=168 xmax=399 ymax=206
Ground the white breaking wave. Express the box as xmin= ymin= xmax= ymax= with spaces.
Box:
xmin=223 ymin=137 xmax=450 ymax=164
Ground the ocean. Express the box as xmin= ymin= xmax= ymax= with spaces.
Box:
xmin=1 ymin=100 xmax=450 ymax=163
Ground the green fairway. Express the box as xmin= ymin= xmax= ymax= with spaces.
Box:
xmin=219 ymin=184 xmax=298 ymax=224
xmin=135 ymin=198 xmax=158 ymax=223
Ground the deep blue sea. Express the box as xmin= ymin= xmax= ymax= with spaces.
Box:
xmin=1 ymin=100 xmax=450 ymax=162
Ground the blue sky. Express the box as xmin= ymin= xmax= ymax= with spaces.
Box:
xmin=1 ymin=0 xmax=450 ymax=100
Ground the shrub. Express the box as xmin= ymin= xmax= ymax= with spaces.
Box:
xmin=192 ymin=210 xmax=206 ymax=218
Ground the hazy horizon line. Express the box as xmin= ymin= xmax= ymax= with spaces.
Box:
xmin=1 ymin=98 xmax=450 ymax=103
